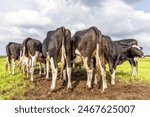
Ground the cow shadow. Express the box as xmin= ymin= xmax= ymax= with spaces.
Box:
xmin=54 ymin=68 xmax=87 ymax=92
xmin=71 ymin=69 xmax=87 ymax=89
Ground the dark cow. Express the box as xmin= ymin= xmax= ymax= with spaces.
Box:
xmin=6 ymin=42 xmax=21 ymax=75
xmin=20 ymin=37 xmax=45 ymax=81
xmin=100 ymin=35 xmax=144 ymax=85
xmin=42 ymin=26 xmax=72 ymax=91
xmin=72 ymin=26 xmax=107 ymax=91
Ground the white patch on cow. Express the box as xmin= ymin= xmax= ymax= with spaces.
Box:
xmin=94 ymin=73 xmax=98 ymax=85
xmin=26 ymin=57 xmax=30 ymax=77
xmin=6 ymin=57 xmax=11 ymax=73
xmin=96 ymin=43 xmax=107 ymax=91
xmin=39 ymin=62 xmax=42 ymax=75
xmin=22 ymin=56 xmax=29 ymax=75
xmin=63 ymin=69 xmax=66 ymax=81
xmin=132 ymin=45 xmax=141 ymax=50
xmin=111 ymin=69 xmax=116 ymax=85
xmin=43 ymin=63 xmax=46 ymax=75
xmin=134 ymin=57 xmax=139 ymax=61
xmin=131 ymin=65 xmax=137 ymax=77
xmin=83 ymin=57 xmax=93 ymax=89
xmin=62 ymin=43 xmax=66 ymax=59
xmin=46 ymin=54 xmax=50 ymax=79
xmin=73 ymin=55 xmax=82 ymax=63
xmin=12 ymin=61 xmax=16 ymax=75
xmin=50 ymin=57 xmax=58 ymax=90
xmin=75 ymin=49 xmax=81 ymax=55
xmin=73 ymin=49 xmax=82 ymax=63
xmin=67 ymin=66 xmax=72 ymax=89
xmin=30 ymin=51 xmax=39 ymax=81
xmin=96 ymin=43 xmax=100 ymax=65
xmin=100 ymin=64 xmax=107 ymax=91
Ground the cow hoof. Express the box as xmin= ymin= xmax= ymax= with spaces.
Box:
xmin=46 ymin=78 xmax=50 ymax=81
xmin=50 ymin=88 xmax=56 ymax=93
xmin=48 ymin=91 xmax=51 ymax=95
xmin=104 ymin=85 xmax=108 ymax=89
xmin=111 ymin=81 xmax=115 ymax=86
xmin=51 ymin=85 xmax=56 ymax=92
xmin=86 ymin=85 xmax=92 ymax=90
xmin=101 ymin=88 xmax=107 ymax=93
xmin=39 ymin=72 xmax=42 ymax=75
xmin=100 ymin=90 xmax=105 ymax=94
xmin=86 ymin=83 xmax=92 ymax=90
xmin=67 ymin=85 xmax=73 ymax=90
xmin=30 ymin=79 xmax=34 ymax=82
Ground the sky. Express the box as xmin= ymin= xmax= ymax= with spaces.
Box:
xmin=0 ymin=0 xmax=150 ymax=55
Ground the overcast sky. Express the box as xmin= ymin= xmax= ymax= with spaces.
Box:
xmin=0 ymin=0 xmax=150 ymax=55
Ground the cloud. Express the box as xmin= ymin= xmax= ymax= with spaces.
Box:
xmin=0 ymin=0 xmax=150 ymax=55
xmin=122 ymin=0 xmax=142 ymax=4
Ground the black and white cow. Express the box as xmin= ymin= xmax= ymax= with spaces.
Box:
xmin=20 ymin=37 xmax=45 ymax=81
xmin=72 ymin=26 xmax=107 ymax=91
xmin=101 ymin=35 xmax=144 ymax=85
xmin=42 ymin=26 xmax=72 ymax=91
xmin=6 ymin=42 xmax=21 ymax=75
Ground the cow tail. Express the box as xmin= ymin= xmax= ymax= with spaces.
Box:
xmin=71 ymin=35 xmax=76 ymax=61
xmin=24 ymin=37 xmax=31 ymax=57
xmin=91 ymin=26 xmax=102 ymax=60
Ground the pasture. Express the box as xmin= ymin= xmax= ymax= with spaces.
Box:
xmin=0 ymin=56 xmax=150 ymax=100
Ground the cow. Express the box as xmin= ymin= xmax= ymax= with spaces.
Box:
xmin=114 ymin=39 xmax=143 ymax=78
xmin=72 ymin=26 xmax=107 ymax=92
xmin=6 ymin=42 xmax=21 ymax=75
xmin=20 ymin=37 xmax=45 ymax=81
xmin=98 ymin=35 xmax=144 ymax=86
xmin=42 ymin=26 xmax=72 ymax=91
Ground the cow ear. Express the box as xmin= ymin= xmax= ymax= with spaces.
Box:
xmin=140 ymin=47 xmax=143 ymax=50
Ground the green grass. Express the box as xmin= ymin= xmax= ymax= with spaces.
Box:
xmin=114 ymin=57 xmax=150 ymax=83
xmin=0 ymin=57 xmax=29 ymax=100
xmin=0 ymin=57 xmax=150 ymax=99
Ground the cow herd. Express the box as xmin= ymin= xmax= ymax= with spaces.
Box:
xmin=5 ymin=26 xmax=144 ymax=92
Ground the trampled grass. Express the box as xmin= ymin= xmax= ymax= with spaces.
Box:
xmin=0 ymin=57 xmax=150 ymax=99
xmin=0 ymin=57 xmax=29 ymax=99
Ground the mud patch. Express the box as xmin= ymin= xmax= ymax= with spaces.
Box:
xmin=12 ymin=70 xmax=150 ymax=100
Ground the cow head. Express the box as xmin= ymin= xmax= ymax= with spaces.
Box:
xmin=130 ymin=45 xmax=144 ymax=58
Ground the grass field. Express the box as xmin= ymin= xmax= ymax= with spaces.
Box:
xmin=0 ymin=57 xmax=29 ymax=99
xmin=0 ymin=56 xmax=150 ymax=100
xmin=115 ymin=57 xmax=150 ymax=83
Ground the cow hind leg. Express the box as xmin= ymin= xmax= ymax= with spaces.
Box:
xmin=61 ymin=69 xmax=67 ymax=86
xmin=43 ymin=63 xmax=46 ymax=75
xmin=6 ymin=57 xmax=11 ymax=74
xmin=132 ymin=60 xmax=138 ymax=79
xmin=22 ymin=62 xmax=26 ymax=75
xmin=39 ymin=62 xmax=42 ymax=75
xmin=66 ymin=65 xmax=72 ymax=89
xmin=100 ymin=64 xmax=107 ymax=92
xmin=26 ymin=59 xmax=30 ymax=78
xmin=94 ymin=72 xmax=98 ymax=85
xmin=129 ymin=59 xmax=138 ymax=80
xmin=83 ymin=57 xmax=93 ymax=89
xmin=50 ymin=57 xmax=58 ymax=91
xmin=30 ymin=52 xmax=38 ymax=81
xmin=111 ymin=69 xmax=116 ymax=85
xmin=46 ymin=56 xmax=50 ymax=79
xmin=12 ymin=60 xmax=16 ymax=75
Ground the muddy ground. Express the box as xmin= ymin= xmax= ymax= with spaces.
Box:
xmin=12 ymin=69 xmax=150 ymax=100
